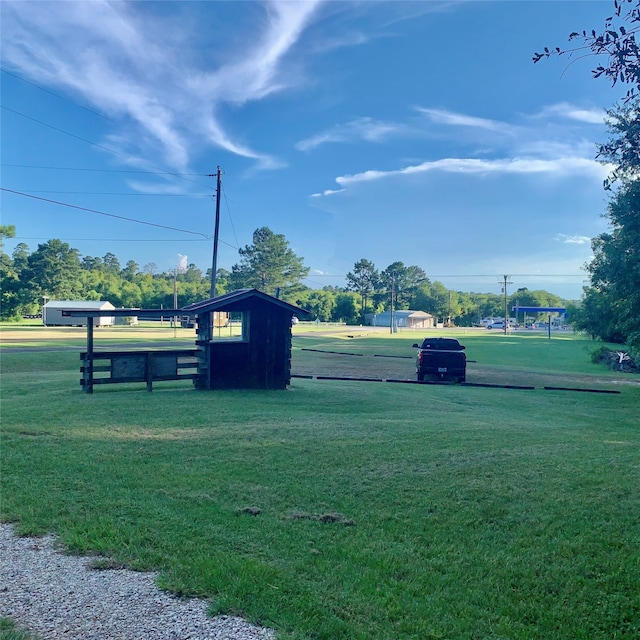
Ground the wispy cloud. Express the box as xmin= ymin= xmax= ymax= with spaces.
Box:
xmin=296 ymin=117 xmax=405 ymax=151
xmin=333 ymin=156 xmax=609 ymax=188
xmin=415 ymin=107 xmax=516 ymax=135
xmin=556 ymin=234 xmax=592 ymax=245
xmin=311 ymin=103 xmax=610 ymax=196
xmin=536 ymin=103 xmax=606 ymax=125
xmin=1 ymin=0 xmax=322 ymax=172
xmin=310 ymin=188 xmax=346 ymax=197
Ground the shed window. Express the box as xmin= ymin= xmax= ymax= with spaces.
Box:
xmin=211 ymin=311 xmax=247 ymax=342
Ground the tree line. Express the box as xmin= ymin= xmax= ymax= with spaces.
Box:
xmin=0 ymin=225 xmax=565 ymax=326
xmin=535 ymin=0 xmax=640 ymax=350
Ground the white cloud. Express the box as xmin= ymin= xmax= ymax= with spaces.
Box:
xmin=310 ymin=188 xmax=346 ymax=197
xmin=415 ymin=107 xmax=516 ymax=135
xmin=1 ymin=0 xmax=322 ymax=172
xmin=556 ymin=234 xmax=592 ymax=245
xmin=334 ymin=156 xmax=610 ymax=187
xmin=297 ymin=117 xmax=405 ymax=151
xmin=537 ymin=103 xmax=606 ymax=125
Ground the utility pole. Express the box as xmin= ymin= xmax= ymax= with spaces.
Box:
xmin=499 ymin=274 xmax=513 ymax=335
xmin=390 ymin=272 xmax=395 ymax=334
xmin=209 ymin=166 xmax=222 ymax=299
xmin=173 ymin=268 xmax=179 ymax=334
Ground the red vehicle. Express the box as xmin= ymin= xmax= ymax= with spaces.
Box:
xmin=412 ymin=337 xmax=466 ymax=383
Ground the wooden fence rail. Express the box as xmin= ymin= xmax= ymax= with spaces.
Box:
xmin=80 ymin=349 xmax=199 ymax=393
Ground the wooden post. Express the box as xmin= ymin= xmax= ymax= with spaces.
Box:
xmin=86 ymin=317 xmax=94 ymax=394
xmin=194 ymin=312 xmax=211 ymax=389
xmin=146 ymin=352 xmax=154 ymax=392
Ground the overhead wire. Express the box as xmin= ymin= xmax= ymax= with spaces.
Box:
xmin=1 ymin=106 xmax=213 ymax=190
xmin=3 ymin=69 xmax=247 ymax=257
xmin=1 ymin=163 xmax=206 ymax=176
xmin=2 ymin=68 xmax=116 ymax=122
xmin=221 ymin=182 xmax=240 ymax=250
xmin=16 ymin=236 xmax=209 ymax=243
xmin=2 ymin=68 xmax=212 ymax=185
xmin=302 ymin=273 xmax=586 ymax=278
xmin=2 ymin=76 xmax=239 ymax=249
xmin=6 ymin=190 xmax=212 ymax=197
xmin=2 ymin=188 xmax=210 ymax=238
xmin=4 ymin=188 xmax=240 ymax=249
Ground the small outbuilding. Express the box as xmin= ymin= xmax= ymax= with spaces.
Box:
xmin=44 ymin=300 xmax=115 ymax=327
xmin=66 ymin=289 xmax=309 ymax=392
xmin=366 ymin=310 xmax=435 ymax=329
xmin=184 ymin=289 xmax=309 ymax=390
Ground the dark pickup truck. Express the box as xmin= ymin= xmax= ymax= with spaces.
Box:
xmin=412 ymin=337 xmax=466 ymax=383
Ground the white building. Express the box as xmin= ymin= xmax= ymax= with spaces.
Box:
xmin=44 ymin=300 xmax=116 ymax=327
xmin=366 ymin=310 xmax=435 ymax=329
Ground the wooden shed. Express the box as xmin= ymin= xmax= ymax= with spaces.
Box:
xmin=67 ymin=289 xmax=309 ymax=392
xmin=184 ymin=289 xmax=309 ymax=390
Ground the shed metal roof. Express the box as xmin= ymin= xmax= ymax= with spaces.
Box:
xmin=45 ymin=300 xmax=115 ymax=310
xmin=182 ymin=289 xmax=310 ymax=315
xmin=62 ymin=289 xmax=309 ymax=317
xmin=372 ymin=310 xmax=434 ymax=319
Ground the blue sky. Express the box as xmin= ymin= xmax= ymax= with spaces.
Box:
xmin=0 ymin=0 xmax=620 ymax=299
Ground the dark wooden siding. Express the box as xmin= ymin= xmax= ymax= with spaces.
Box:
xmin=206 ymin=299 xmax=292 ymax=389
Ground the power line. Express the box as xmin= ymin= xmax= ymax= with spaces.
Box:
xmin=221 ymin=182 xmax=240 ymax=250
xmin=1 ymin=163 xmax=206 ymax=176
xmin=304 ymin=273 xmax=586 ymax=279
xmin=1 ymin=68 xmax=116 ymax=122
xmin=1 ymin=188 xmax=210 ymax=238
xmin=1 ymin=69 xmax=207 ymax=176
xmin=1 ymin=106 xmax=211 ymax=189
xmin=7 ymin=190 xmax=211 ymax=197
xmin=16 ymin=236 xmax=210 ymax=243
xmin=2 ymin=105 xmax=135 ymax=160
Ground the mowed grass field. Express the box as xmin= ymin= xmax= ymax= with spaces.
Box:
xmin=1 ymin=325 xmax=639 ymax=639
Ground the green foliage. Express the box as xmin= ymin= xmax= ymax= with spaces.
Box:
xmin=0 ymin=253 xmax=21 ymax=320
xmin=535 ymin=3 xmax=640 ymax=349
xmin=512 ymin=287 xmax=564 ymax=310
xmin=295 ymin=290 xmax=336 ymax=322
xmin=577 ymin=181 xmax=640 ymax=348
xmin=598 ymin=100 xmax=640 ymax=188
xmin=590 ymin=345 xmax=638 ymax=371
xmin=0 ymin=224 xmax=16 ymax=246
xmin=346 ymin=258 xmax=378 ymax=322
xmin=332 ymin=291 xmax=360 ymax=324
xmin=412 ymin=280 xmax=451 ymax=321
xmin=1 ymin=229 xmax=575 ymax=327
xmin=23 ymin=239 xmax=83 ymax=300
xmin=0 ymin=618 xmax=38 ymax=640
xmin=533 ymin=0 xmax=640 ymax=104
xmin=376 ymin=261 xmax=427 ymax=310
xmin=228 ymin=227 xmax=310 ymax=297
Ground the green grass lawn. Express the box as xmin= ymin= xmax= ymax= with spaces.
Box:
xmin=1 ymin=332 xmax=639 ymax=639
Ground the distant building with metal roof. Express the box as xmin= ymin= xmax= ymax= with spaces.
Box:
xmin=365 ymin=310 xmax=435 ymax=329
xmin=44 ymin=300 xmax=115 ymax=327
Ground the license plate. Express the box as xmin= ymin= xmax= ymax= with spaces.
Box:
xmin=438 ymin=367 xmax=447 ymax=373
